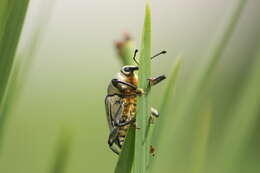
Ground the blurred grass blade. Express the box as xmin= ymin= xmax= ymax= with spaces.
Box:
xmin=17 ymin=0 xmax=57 ymax=91
xmin=0 ymin=2 xmax=9 ymax=39
xmin=177 ymin=0 xmax=247 ymax=112
xmin=152 ymin=57 xmax=182 ymax=144
xmin=0 ymin=0 xmax=30 ymax=106
xmin=147 ymin=57 xmax=182 ymax=170
xmin=0 ymin=61 xmax=21 ymax=148
xmin=156 ymin=0 xmax=247 ymax=171
xmin=0 ymin=0 xmax=55 ymax=151
xmin=215 ymin=44 xmax=260 ymax=172
xmin=135 ymin=1 xmax=151 ymax=173
xmin=114 ymin=127 xmax=135 ymax=173
xmin=179 ymin=0 xmax=247 ymax=109
xmin=198 ymin=0 xmax=247 ymax=87
xmin=190 ymin=106 xmax=212 ymax=173
xmin=0 ymin=0 xmax=30 ymax=150
xmin=50 ymin=128 xmax=73 ymax=173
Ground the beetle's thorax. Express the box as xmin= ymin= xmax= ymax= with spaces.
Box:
xmin=107 ymin=72 xmax=138 ymax=95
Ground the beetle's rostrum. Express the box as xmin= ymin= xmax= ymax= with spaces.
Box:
xmin=105 ymin=49 xmax=167 ymax=154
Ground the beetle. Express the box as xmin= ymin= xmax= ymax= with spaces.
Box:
xmin=105 ymin=49 xmax=166 ymax=154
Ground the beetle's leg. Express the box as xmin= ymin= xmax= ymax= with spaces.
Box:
xmin=112 ymin=78 xmax=137 ymax=90
xmin=114 ymin=101 xmax=136 ymax=127
xmin=147 ymin=75 xmax=166 ymax=87
xmin=136 ymin=88 xmax=145 ymax=96
xmin=149 ymin=107 xmax=160 ymax=124
xmin=117 ymin=138 xmax=123 ymax=148
xmin=114 ymin=101 xmax=124 ymax=127
xmin=108 ymin=128 xmax=120 ymax=155
xmin=116 ymin=118 xmax=136 ymax=127
xmin=151 ymin=107 xmax=159 ymax=118
xmin=109 ymin=142 xmax=120 ymax=155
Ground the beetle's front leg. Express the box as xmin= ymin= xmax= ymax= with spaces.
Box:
xmin=111 ymin=78 xmax=137 ymax=91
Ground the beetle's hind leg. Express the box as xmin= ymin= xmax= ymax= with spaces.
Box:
xmin=109 ymin=143 xmax=120 ymax=155
xmin=108 ymin=127 xmax=121 ymax=155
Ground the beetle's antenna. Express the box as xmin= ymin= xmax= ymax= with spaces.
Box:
xmin=133 ymin=49 xmax=139 ymax=65
xmin=151 ymin=50 xmax=167 ymax=59
xmin=133 ymin=50 xmax=166 ymax=64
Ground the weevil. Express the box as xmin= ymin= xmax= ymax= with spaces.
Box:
xmin=105 ymin=49 xmax=166 ymax=154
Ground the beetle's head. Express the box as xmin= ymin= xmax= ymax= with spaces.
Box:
xmin=120 ymin=65 xmax=138 ymax=76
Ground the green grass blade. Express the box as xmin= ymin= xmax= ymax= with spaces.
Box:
xmin=190 ymin=106 xmax=212 ymax=173
xmin=0 ymin=0 xmax=30 ymax=105
xmin=17 ymin=0 xmax=56 ymax=92
xmin=0 ymin=61 xmax=21 ymax=149
xmin=114 ymin=127 xmax=136 ymax=173
xmin=215 ymin=44 xmax=260 ymax=172
xmin=50 ymin=128 xmax=73 ymax=173
xmin=0 ymin=1 xmax=10 ymax=40
xmin=0 ymin=0 xmax=30 ymax=150
xmin=152 ymin=57 xmax=182 ymax=144
xmin=147 ymin=57 xmax=182 ymax=170
xmin=135 ymin=1 xmax=151 ymax=173
xmin=177 ymin=0 xmax=247 ymax=111
xmin=179 ymin=0 xmax=247 ymax=112
xmin=0 ymin=0 xmax=55 ymax=152
xmin=154 ymin=0 xmax=246 ymax=171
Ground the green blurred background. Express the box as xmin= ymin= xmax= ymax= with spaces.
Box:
xmin=0 ymin=0 xmax=260 ymax=173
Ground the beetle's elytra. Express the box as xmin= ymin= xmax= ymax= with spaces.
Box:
xmin=105 ymin=49 xmax=166 ymax=154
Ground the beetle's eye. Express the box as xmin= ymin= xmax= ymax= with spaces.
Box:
xmin=124 ymin=67 xmax=130 ymax=72
xmin=111 ymin=79 xmax=118 ymax=86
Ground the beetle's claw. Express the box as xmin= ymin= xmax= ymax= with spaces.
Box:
xmin=131 ymin=123 xmax=141 ymax=130
xmin=149 ymin=115 xmax=156 ymax=124
xmin=136 ymin=88 xmax=145 ymax=96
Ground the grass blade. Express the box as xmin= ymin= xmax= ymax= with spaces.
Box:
xmin=147 ymin=57 xmax=182 ymax=170
xmin=114 ymin=127 xmax=135 ymax=173
xmin=0 ymin=61 xmax=21 ymax=149
xmin=0 ymin=0 xmax=30 ymax=150
xmin=0 ymin=0 xmax=30 ymax=105
xmin=215 ymin=43 xmax=260 ymax=172
xmin=190 ymin=106 xmax=212 ymax=173
xmin=17 ymin=0 xmax=57 ymax=90
xmin=135 ymin=1 xmax=151 ymax=173
xmin=151 ymin=57 xmax=182 ymax=144
xmin=177 ymin=0 xmax=247 ymax=117
xmin=50 ymin=128 xmax=73 ymax=173
xmin=152 ymin=0 xmax=247 ymax=171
